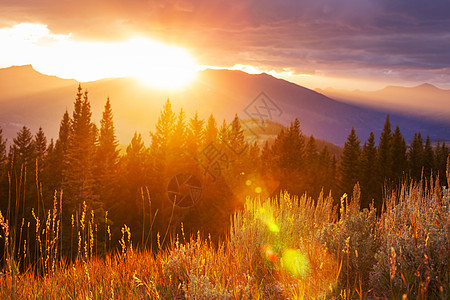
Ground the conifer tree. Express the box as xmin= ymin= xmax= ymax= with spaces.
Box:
xmin=0 ymin=128 xmax=7 ymax=211
xmin=149 ymin=99 xmax=176 ymax=204
xmin=339 ymin=126 xmax=361 ymax=197
xmin=435 ymin=140 xmax=449 ymax=186
xmin=46 ymin=110 xmax=71 ymax=192
xmin=377 ymin=115 xmax=392 ymax=183
xmin=0 ymin=128 xmax=7 ymax=169
xmin=169 ymin=108 xmax=187 ymax=160
xmin=408 ymin=132 xmax=424 ymax=181
xmin=63 ymin=85 xmax=99 ymax=213
xmin=271 ymin=118 xmax=305 ymax=194
xmin=360 ymin=132 xmax=378 ymax=209
xmin=150 ymin=99 xmax=175 ymax=174
xmin=390 ymin=125 xmax=407 ymax=182
xmin=186 ymin=111 xmax=205 ymax=158
xmin=204 ymin=114 xmax=218 ymax=145
xmin=12 ymin=126 xmax=35 ymax=170
xmin=227 ymin=114 xmax=246 ymax=155
xmin=423 ymin=135 xmax=434 ymax=178
xmin=260 ymin=140 xmax=272 ymax=172
xmin=305 ymin=135 xmax=318 ymax=193
xmin=96 ymin=98 xmax=120 ymax=210
xmin=34 ymin=126 xmax=47 ymax=180
xmin=317 ymin=146 xmax=336 ymax=196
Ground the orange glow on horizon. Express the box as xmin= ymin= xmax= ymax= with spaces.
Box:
xmin=0 ymin=23 xmax=198 ymax=90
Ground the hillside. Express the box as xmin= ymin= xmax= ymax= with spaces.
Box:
xmin=1 ymin=66 xmax=449 ymax=146
xmin=317 ymin=83 xmax=450 ymax=122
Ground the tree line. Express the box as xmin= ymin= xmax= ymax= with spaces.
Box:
xmin=339 ymin=116 xmax=449 ymax=212
xmin=0 ymin=85 xmax=448 ymax=259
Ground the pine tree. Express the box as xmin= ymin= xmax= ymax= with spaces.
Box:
xmin=0 ymin=128 xmax=7 ymax=212
xmin=317 ymin=146 xmax=336 ymax=196
xmin=408 ymin=132 xmax=424 ymax=181
xmin=149 ymin=99 xmax=176 ymax=203
xmin=63 ymin=85 xmax=99 ymax=213
xmin=226 ymin=114 xmax=246 ymax=155
xmin=204 ymin=114 xmax=218 ymax=145
xmin=377 ymin=115 xmax=392 ymax=183
xmin=0 ymin=128 xmax=6 ymax=169
xmin=169 ymin=108 xmax=187 ymax=160
xmin=96 ymin=97 xmax=120 ymax=210
xmin=435 ymin=140 xmax=449 ymax=186
xmin=150 ymin=99 xmax=176 ymax=174
xmin=46 ymin=110 xmax=71 ymax=192
xmin=423 ymin=136 xmax=434 ymax=178
xmin=12 ymin=126 xmax=35 ymax=170
xmin=186 ymin=111 xmax=205 ymax=158
xmin=305 ymin=135 xmax=318 ymax=194
xmin=271 ymin=118 xmax=305 ymax=194
xmin=339 ymin=126 xmax=361 ymax=197
xmin=390 ymin=125 xmax=407 ymax=182
xmin=34 ymin=126 xmax=47 ymax=181
xmin=360 ymin=132 xmax=378 ymax=209
xmin=260 ymin=140 xmax=272 ymax=172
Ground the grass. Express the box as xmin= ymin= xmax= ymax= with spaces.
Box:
xmin=0 ymin=173 xmax=449 ymax=299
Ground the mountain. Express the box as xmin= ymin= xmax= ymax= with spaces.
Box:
xmin=1 ymin=65 xmax=449 ymax=147
xmin=317 ymin=84 xmax=450 ymax=122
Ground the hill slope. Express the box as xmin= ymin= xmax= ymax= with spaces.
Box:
xmin=0 ymin=66 xmax=449 ymax=146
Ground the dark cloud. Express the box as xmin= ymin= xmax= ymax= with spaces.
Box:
xmin=1 ymin=0 xmax=450 ymax=86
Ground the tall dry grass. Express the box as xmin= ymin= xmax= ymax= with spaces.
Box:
xmin=0 ymin=156 xmax=449 ymax=299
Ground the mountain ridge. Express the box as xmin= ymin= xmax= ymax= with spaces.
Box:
xmin=1 ymin=65 xmax=449 ymax=146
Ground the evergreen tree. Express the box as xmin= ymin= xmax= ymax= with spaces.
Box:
xmin=305 ymin=135 xmax=318 ymax=194
xmin=95 ymin=98 xmax=120 ymax=210
xmin=260 ymin=141 xmax=272 ymax=172
xmin=204 ymin=114 xmax=218 ymax=145
xmin=390 ymin=125 xmax=407 ymax=182
xmin=317 ymin=146 xmax=336 ymax=196
xmin=46 ymin=110 xmax=71 ymax=193
xmin=360 ymin=132 xmax=378 ymax=209
xmin=150 ymin=99 xmax=176 ymax=176
xmin=339 ymin=126 xmax=361 ymax=197
xmin=408 ymin=132 xmax=423 ymax=181
xmin=12 ymin=126 xmax=35 ymax=170
xmin=169 ymin=108 xmax=187 ymax=161
xmin=34 ymin=126 xmax=47 ymax=181
xmin=377 ymin=115 xmax=392 ymax=183
xmin=0 ymin=127 xmax=7 ymax=169
xmin=0 ymin=128 xmax=7 ymax=212
xmin=271 ymin=118 xmax=305 ymax=194
xmin=63 ymin=85 xmax=99 ymax=213
xmin=115 ymin=132 xmax=148 ymax=238
xmin=226 ymin=114 xmax=246 ymax=156
xmin=186 ymin=112 xmax=205 ymax=158
xmin=435 ymin=140 xmax=449 ymax=186
xmin=423 ymin=135 xmax=434 ymax=178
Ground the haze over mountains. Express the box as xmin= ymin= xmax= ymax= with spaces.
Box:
xmin=1 ymin=65 xmax=449 ymax=147
xmin=317 ymin=84 xmax=450 ymax=122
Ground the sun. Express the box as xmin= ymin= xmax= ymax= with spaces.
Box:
xmin=126 ymin=38 xmax=198 ymax=90
xmin=0 ymin=23 xmax=198 ymax=89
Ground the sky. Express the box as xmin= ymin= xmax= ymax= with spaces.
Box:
xmin=1 ymin=0 xmax=449 ymax=90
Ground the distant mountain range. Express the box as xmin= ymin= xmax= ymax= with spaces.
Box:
xmin=316 ymin=84 xmax=450 ymax=122
xmin=1 ymin=65 xmax=449 ymax=147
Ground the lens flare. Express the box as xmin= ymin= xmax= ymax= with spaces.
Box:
xmin=262 ymin=244 xmax=277 ymax=262
xmin=255 ymin=186 xmax=262 ymax=194
xmin=245 ymin=179 xmax=252 ymax=186
xmin=282 ymin=249 xmax=310 ymax=278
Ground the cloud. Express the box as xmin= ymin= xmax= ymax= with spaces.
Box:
xmin=1 ymin=0 xmax=450 ymax=87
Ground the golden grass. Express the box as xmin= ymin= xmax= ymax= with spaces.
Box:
xmin=0 ymin=176 xmax=449 ymax=299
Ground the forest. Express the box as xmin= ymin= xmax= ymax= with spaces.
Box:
xmin=0 ymin=85 xmax=449 ymax=298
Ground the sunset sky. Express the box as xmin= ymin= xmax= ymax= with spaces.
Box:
xmin=1 ymin=0 xmax=449 ymax=90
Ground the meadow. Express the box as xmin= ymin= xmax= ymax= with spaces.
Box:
xmin=0 ymin=169 xmax=449 ymax=299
